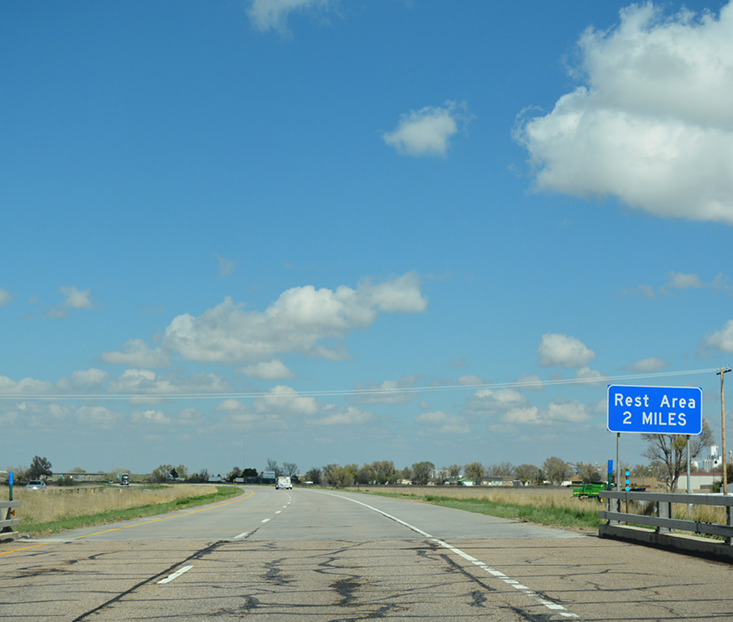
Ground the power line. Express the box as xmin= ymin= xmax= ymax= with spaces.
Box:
xmin=0 ymin=367 xmax=720 ymax=401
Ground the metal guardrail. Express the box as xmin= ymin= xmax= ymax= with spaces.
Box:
xmin=0 ymin=500 xmax=20 ymax=540
xmin=599 ymin=490 xmax=733 ymax=559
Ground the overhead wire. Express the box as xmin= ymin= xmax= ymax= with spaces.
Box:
xmin=0 ymin=367 xmax=721 ymax=401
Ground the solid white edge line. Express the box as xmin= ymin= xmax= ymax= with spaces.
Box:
xmin=158 ymin=565 xmax=193 ymax=584
xmin=318 ymin=491 xmax=579 ymax=620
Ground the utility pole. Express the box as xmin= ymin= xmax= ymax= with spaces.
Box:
xmin=718 ymin=366 xmax=732 ymax=495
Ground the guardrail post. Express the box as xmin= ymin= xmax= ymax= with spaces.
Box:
xmin=657 ymin=499 xmax=671 ymax=533
xmin=608 ymin=497 xmax=619 ymax=525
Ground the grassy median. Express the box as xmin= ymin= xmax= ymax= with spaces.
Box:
xmin=8 ymin=484 xmax=242 ymax=536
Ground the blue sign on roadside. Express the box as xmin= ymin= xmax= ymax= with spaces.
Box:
xmin=607 ymin=385 xmax=702 ymax=434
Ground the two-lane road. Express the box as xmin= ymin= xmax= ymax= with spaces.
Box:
xmin=1 ymin=487 xmax=731 ymax=621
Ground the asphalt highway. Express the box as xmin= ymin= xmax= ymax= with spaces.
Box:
xmin=1 ymin=487 xmax=731 ymax=621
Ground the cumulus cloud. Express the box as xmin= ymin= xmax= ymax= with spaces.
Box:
xmin=537 ymin=333 xmax=596 ymax=368
xmin=239 ymin=359 xmax=295 ymax=381
xmin=632 ymin=356 xmax=668 ymax=373
xmin=456 ymin=374 xmax=488 ymax=386
xmin=247 ymin=0 xmax=331 ymax=33
xmin=704 ymin=319 xmax=733 ymax=353
xmin=546 ymin=399 xmax=591 ymax=423
xmin=0 ymin=375 xmax=54 ymax=396
xmin=464 ymin=388 xmax=527 ymax=417
xmin=516 ymin=2 xmax=733 ymax=223
xmin=382 ymin=101 xmax=472 ymax=157
xmin=253 ymin=385 xmax=319 ymax=416
xmin=575 ymin=367 xmax=607 ymax=385
xmin=307 ymin=405 xmax=372 ymax=426
xmin=626 ymin=272 xmax=730 ymax=297
xmin=76 ymin=405 xmax=122 ymax=428
xmin=60 ymin=286 xmax=93 ymax=309
xmin=107 ymin=368 xmax=229 ymax=396
xmin=162 ymin=273 xmax=427 ymax=365
xmin=0 ymin=289 xmax=13 ymax=306
xmin=415 ymin=410 xmax=470 ymax=435
xmin=42 ymin=286 xmax=95 ymax=318
xmin=101 ymin=339 xmax=172 ymax=368
xmin=502 ymin=406 xmax=541 ymax=425
xmin=350 ymin=375 xmax=419 ymax=405
xmin=55 ymin=368 xmax=108 ymax=391
xmin=131 ymin=409 xmax=172 ymax=425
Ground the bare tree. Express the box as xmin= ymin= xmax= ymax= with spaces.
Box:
xmin=514 ymin=464 xmax=541 ymax=485
xmin=464 ymin=461 xmax=484 ymax=482
xmin=642 ymin=419 xmax=714 ymax=491
xmin=282 ymin=462 xmax=298 ymax=477
xmin=486 ymin=462 xmax=514 ymax=477
xmin=542 ymin=457 xmax=571 ymax=485
xmin=266 ymin=458 xmax=282 ymax=477
xmin=411 ymin=461 xmax=434 ymax=485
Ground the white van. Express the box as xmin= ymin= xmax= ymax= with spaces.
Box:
xmin=276 ymin=476 xmax=292 ymax=490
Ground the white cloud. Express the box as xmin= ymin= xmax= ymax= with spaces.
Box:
xmin=55 ymin=368 xmax=108 ymax=390
xmin=464 ymin=388 xmax=526 ymax=416
xmin=704 ymin=319 xmax=733 ymax=352
xmin=0 ymin=375 xmax=54 ymax=396
xmin=107 ymin=368 xmax=229 ymax=395
xmin=575 ymin=367 xmax=606 ymax=385
xmin=101 ymin=339 xmax=173 ymax=368
xmin=213 ymin=253 xmax=237 ymax=278
xmin=60 ymin=286 xmax=93 ymax=309
xmin=308 ymin=405 xmax=372 ymax=426
xmin=514 ymin=374 xmax=545 ymax=390
xmin=239 ymin=359 xmax=295 ymax=381
xmin=382 ymin=101 xmax=472 ymax=157
xmin=625 ymin=271 xmax=731 ymax=297
xmin=131 ymin=409 xmax=172 ymax=425
xmin=632 ymin=357 xmax=667 ymax=373
xmin=247 ymin=0 xmax=331 ymax=33
xmin=456 ymin=375 xmax=487 ymax=386
xmin=415 ymin=410 xmax=470 ymax=434
xmin=76 ymin=405 xmax=122 ymax=428
xmin=546 ymin=399 xmax=591 ymax=423
xmin=537 ymin=333 xmax=595 ymax=368
xmin=0 ymin=289 xmax=13 ymax=306
xmin=516 ymin=3 xmax=733 ymax=223
xmin=253 ymin=385 xmax=318 ymax=416
xmin=350 ymin=376 xmax=419 ymax=405
xmin=502 ymin=406 xmax=541 ymax=425
xmin=662 ymin=271 xmax=704 ymax=291
xmin=162 ymin=273 xmax=427 ymax=365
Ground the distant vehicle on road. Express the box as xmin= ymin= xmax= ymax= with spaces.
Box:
xmin=25 ymin=480 xmax=46 ymax=491
xmin=120 ymin=474 xmax=130 ymax=486
xmin=276 ymin=476 xmax=292 ymax=490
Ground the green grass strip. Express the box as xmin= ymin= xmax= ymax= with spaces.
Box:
xmin=19 ymin=486 xmax=243 ymax=536
xmin=360 ymin=491 xmax=603 ymax=530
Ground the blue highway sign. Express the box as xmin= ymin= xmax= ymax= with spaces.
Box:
xmin=607 ymin=385 xmax=702 ymax=434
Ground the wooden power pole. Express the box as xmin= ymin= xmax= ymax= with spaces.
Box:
xmin=718 ymin=366 xmax=732 ymax=495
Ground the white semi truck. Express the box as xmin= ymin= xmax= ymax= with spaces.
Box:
xmin=276 ymin=476 xmax=292 ymax=490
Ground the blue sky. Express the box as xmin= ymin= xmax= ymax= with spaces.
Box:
xmin=3 ymin=0 xmax=733 ymax=477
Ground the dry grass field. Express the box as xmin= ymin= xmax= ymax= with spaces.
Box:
xmin=355 ymin=485 xmax=728 ymax=526
xmin=10 ymin=484 xmax=218 ymax=526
